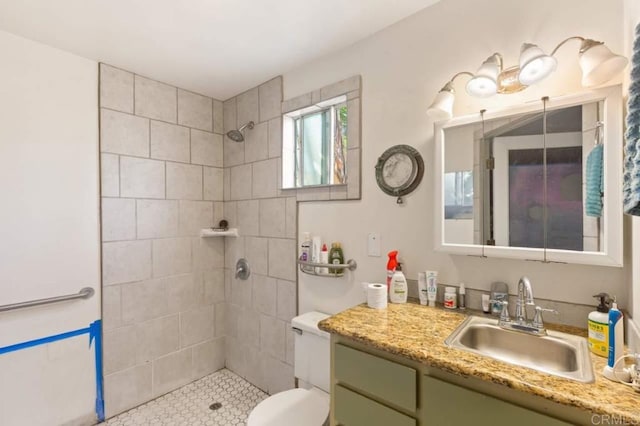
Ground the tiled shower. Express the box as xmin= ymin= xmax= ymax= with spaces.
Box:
xmin=99 ymin=65 xmax=298 ymax=418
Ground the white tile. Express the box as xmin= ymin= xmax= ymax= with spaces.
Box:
xmin=230 ymin=164 xmax=252 ymax=200
xmin=213 ymin=99 xmax=224 ymax=134
xmin=320 ymin=75 xmax=361 ymax=100
xmin=191 ymin=130 xmax=223 ymax=167
xmin=178 ymin=89 xmax=213 ymax=131
xmin=263 ymin=356 xmax=294 ymax=395
xmin=101 ymin=109 xmax=149 ymax=157
xmin=285 ymin=197 xmax=297 ymax=238
xmin=100 ymin=64 xmax=134 ymax=113
xmin=192 ymin=338 xmax=225 ymax=378
xmin=223 ymin=167 xmax=231 ymax=201
xmin=152 ymin=348 xmax=192 ymax=397
xmin=192 ymin=237 xmax=225 ymax=271
xmin=179 ymin=200 xmax=213 ymax=236
xmin=103 ymin=240 xmax=152 ymax=285
xmin=180 ymin=305 xmax=215 ymax=347
xmin=120 ymin=156 xmax=165 ymax=199
xmin=213 ymin=201 xmax=225 ymax=226
xmin=224 ymin=134 xmax=245 ymax=167
xmin=202 ymin=268 xmax=225 ymax=305
xmin=121 ymin=278 xmax=169 ymax=323
xmin=152 ymin=237 xmax=192 ymax=277
xmin=166 ymin=162 xmax=203 ymax=200
xmin=252 ymin=159 xmax=277 ymax=199
xmin=225 ymin=236 xmax=245 ymax=270
xmin=237 ymin=200 xmax=259 ymax=236
xmin=135 ymin=75 xmax=177 ymax=123
xmin=136 ymin=199 xmax=179 ymax=239
xmin=246 ymin=237 xmax=268 ymax=275
xmin=259 ymin=77 xmax=282 ymax=122
xmin=347 ymin=148 xmax=360 ymax=199
xmin=244 ymin=121 xmax=268 ymax=163
xmin=347 ymin=97 xmax=360 ymax=149
xmin=104 ymin=364 xmax=152 ymax=418
xmin=259 ymin=198 xmax=285 ymax=237
xmin=102 ymin=285 xmax=122 ymax=331
xmin=224 ymin=201 xmax=237 ymax=229
xmin=236 ymin=87 xmax=259 ymax=128
xmin=135 ymin=315 xmax=180 ymax=363
xmin=267 ymin=117 xmax=282 ymax=159
xmin=223 ymin=98 xmax=237 ymax=134
xmin=102 ymin=198 xmax=136 ymax=242
xmin=166 ymin=273 xmax=197 ymax=313
xmin=237 ymin=307 xmax=260 ymax=343
xmin=259 ymin=315 xmax=286 ymax=360
xmin=245 ymin=346 xmax=268 ymax=392
xmin=285 ymin=325 xmax=295 ymax=365
xmin=215 ymin=302 xmax=226 ymax=338
xmin=276 ymin=279 xmax=296 ymax=322
xmin=150 ymin=120 xmax=190 ymax=162
xmin=103 ymin=326 xmax=137 ymax=375
xmin=231 ymin=274 xmax=252 ymax=309
xmin=101 ymin=153 xmax=120 ymax=197
xmin=252 ymin=274 xmax=277 ymax=316
xmin=203 ymin=167 xmax=224 ymax=201
xmin=281 ymin=93 xmax=312 ymax=114
xmin=268 ymin=238 xmax=296 ymax=281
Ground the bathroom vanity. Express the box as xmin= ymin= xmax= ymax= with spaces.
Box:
xmin=319 ymin=303 xmax=639 ymax=426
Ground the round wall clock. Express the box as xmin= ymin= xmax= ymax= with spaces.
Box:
xmin=375 ymin=144 xmax=424 ymax=204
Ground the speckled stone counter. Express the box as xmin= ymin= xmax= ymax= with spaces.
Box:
xmin=319 ymin=302 xmax=640 ymax=423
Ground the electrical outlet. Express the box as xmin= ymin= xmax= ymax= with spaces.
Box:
xmin=368 ymin=233 xmax=381 ymax=257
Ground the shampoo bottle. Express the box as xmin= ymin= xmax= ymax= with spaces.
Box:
xmin=319 ymin=244 xmax=329 ymax=275
xmin=588 ymin=293 xmax=610 ymax=358
xmin=602 ymin=298 xmax=631 ymax=382
xmin=300 ymin=232 xmax=312 ymax=273
xmin=389 ymin=263 xmax=408 ymax=303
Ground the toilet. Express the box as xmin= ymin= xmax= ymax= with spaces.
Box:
xmin=247 ymin=311 xmax=331 ymax=426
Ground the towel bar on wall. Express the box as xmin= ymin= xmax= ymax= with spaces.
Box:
xmin=0 ymin=287 xmax=95 ymax=313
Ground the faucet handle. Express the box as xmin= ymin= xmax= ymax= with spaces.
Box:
xmin=532 ymin=305 xmax=558 ymax=328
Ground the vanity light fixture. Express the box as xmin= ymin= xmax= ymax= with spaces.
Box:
xmin=427 ymin=36 xmax=627 ymax=119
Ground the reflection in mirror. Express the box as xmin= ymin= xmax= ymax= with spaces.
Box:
xmin=443 ymin=100 xmax=604 ymax=253
xmin=282 ymin=95 xmax=348 ymax=188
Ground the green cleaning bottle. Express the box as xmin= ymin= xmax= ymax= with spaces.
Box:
xmin=328 ymin=242 xmax=344 ymax=274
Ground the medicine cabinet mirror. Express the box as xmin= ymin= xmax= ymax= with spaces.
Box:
xmin=281 ymin=76 xmax=362 ymax=200
xmin=434 ymin=85 xmax=623 ymax=267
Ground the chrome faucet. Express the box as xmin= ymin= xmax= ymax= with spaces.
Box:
xmin=493 ymin=276 xmax=558 ymax=336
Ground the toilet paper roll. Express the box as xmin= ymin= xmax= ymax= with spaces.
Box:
xmin=367 ymin=283 xmax=387 ymax=309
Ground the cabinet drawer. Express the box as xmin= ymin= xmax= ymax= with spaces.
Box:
xmin=335 ymin=343 xmax=416 ymax=412
xmin=335 ymin=385 xmax=416 ymax=426
xmin=422 ymin=376 xmax=571 ymax=426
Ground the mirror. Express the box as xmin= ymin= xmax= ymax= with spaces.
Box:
xmin=281 ymin=75 xmax=362 ymax=200
xmin=434 ymin=86 xmax=623 ymax=266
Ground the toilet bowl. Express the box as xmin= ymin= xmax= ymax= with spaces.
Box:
xmin=246 ymin=311 xmax=331 ymax=426
xmin=246 ymin=387 xmax=329 ymax=426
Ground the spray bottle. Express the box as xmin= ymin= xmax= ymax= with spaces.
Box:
xmin=386 ymin=250 xmax=398 ymax=293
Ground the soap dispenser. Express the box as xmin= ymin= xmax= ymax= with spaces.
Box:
xmin=588 ymin=293 xmax=610 ymax=358
xmin=389 ymin=263 xmax=408 ymax=304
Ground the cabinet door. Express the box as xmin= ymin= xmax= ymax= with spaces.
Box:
xmin=335 ymin=343 xmax=417 ymax=412
xmin=422 ymin=376 xmax=571 ymax=425
xmin=334 ymin=385 xmax=416 ymax=426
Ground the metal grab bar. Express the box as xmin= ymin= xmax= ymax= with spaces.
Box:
xmin=0 ymin=287 xmax=95 ymax=313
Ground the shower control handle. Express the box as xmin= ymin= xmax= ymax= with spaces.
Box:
xmin=235 ymin=258 xmax=250 ymax=280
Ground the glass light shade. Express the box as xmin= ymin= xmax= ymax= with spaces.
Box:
xmin=518 ymin=43 xmax=557 ymax=85
xmin=579 ymin=42 xmax=628 ymax=87
xmin=466 ymin=55 xmax=499 ymax=98
xmin=427 ymin=88 xmax=455 ymax=119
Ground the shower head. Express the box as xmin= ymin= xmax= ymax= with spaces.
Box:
xmin=226 ymin=121 xmax=254 ymax=142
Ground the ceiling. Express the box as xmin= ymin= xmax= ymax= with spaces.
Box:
xmin=0 ymin=0 xmax=440 ymax=100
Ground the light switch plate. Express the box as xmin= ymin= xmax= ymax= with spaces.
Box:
xmin=368 ymin=233 xmax=381 ymax=257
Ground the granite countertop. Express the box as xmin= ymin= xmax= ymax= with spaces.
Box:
xmin=318 ymin=302 xmax=639 ymax=422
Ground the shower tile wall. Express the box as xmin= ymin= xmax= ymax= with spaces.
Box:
xmin=223 ymin=77 xmax=298 ymax=395
xmin=100 ymin=64 xmax=226 ymax=417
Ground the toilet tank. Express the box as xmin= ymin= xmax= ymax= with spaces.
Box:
xmin=292 ymin=311 xmax=330 ymax=393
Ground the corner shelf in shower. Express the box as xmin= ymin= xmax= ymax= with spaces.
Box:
xmin=297 ymin=258 xmax=357 ymax=278
xmin=200 ymin=228 xmax=239 ymax=238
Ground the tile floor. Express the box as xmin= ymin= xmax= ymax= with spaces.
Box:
xmin=103 ymin=369 xmax=267 ymax=426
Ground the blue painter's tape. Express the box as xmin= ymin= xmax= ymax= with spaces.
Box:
xmin=0 ymin=320 xmax=104 ymax=422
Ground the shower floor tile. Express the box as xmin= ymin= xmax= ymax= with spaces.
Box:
xmin=103 ymin=369 xmax=267 ymax=426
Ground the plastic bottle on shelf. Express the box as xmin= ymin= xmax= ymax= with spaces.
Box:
xmin=329 ymin=242 xmax=344 ymax=274
xmin=300 ymin=232 xmax=313 ymax=273
xmin=319 ymin=244 xmax=329 ymax=275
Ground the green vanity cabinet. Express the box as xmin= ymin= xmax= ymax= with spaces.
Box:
xmin=330 ymin=336 xmax=583 ymax=426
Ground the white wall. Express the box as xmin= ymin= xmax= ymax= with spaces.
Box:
xmin=290 ymin=0 xmax=627 ymax=315
xmin=0 ymin=30 xmax=100 ymax=425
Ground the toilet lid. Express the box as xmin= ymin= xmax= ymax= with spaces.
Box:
xmin=247 ymin=388 xmax=329 ymax=426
